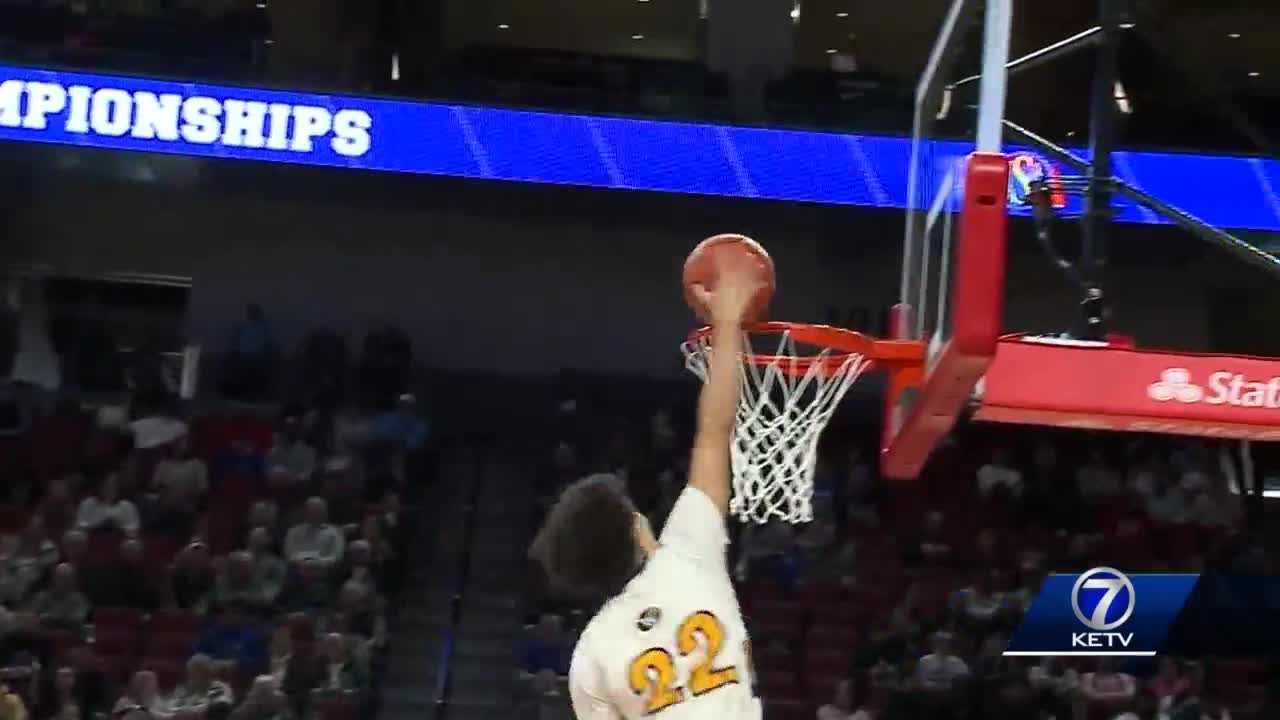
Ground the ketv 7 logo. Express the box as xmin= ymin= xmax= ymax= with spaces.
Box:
xmin=1070 ymin=568 xmax=1136 ymax=650
xmin=1005 ymin=568 xmax=1197 ymax=657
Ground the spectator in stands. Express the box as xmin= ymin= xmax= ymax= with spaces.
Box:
xmin=112 ymin=670 xmax=171 ymax=719
xmin=1077 ymin=446 xmax=1124 ymax=502
xmin=315 ymin=633 xmax=364 ymax=695
xmin=1078 ymin=657 xmax=1137 ymax=715
xmin=0 ymin=517 xmax=58 ymax=607
xmin=50 ymin=665 xmax=80 ymax=720
xmin=1188 ymin=475 xmax=1241 ymax=529
xmin=816 ymin=679 xmax=867 ymax=720
xmin=267 ymin=421 xmax=318 ymax=497
xmin=906 ymin=511 xmax=952 ymax=568
xmin=75 ymin=474 xmax=139 ymax=537
xmin=0 ymin=682 xmax=27 ymax=720
xmin=1028 ymin=656 xmax=1077 ymax=719
xmin=150 ymin=434 xmax=208 ymax=539
xmin=229 ymin=675 xmax=293 ymax=720
xmin=249 ymin=501 xmax=281 ymax=544
xmin=843 ymin=446 xmax=878 ymax=528
xmin=196 ymin=612 xmax=269 ymax=679
xmin=58 ymin=530 xmax=86 ymax=569
xmin=268 ymin=626 xmax=316 ymax=717
xmin=953 ymin=570 xmax=1005 ymax=630
xmin=26 ymin=563 xmax=88 ymax=632
xmin=283 ymin=498 xmax=344 ymax=571
xmin=325 ymin=581 xmax=385 ymax=663
xmin=247 ymin=527 xmax=287 ymax=609
xmin=36 ymin=477 xmax=76 ymax=538
xmin=223 ymin=303 xmax=276 ymax=401
xmin=357 ymin=515 xmax=394 ymax=592
xmin=914 ymin=631 xmax=969 ymax=713
xmin=1147 ymin=475 xmax=1189 ymax=525
xmin=371 ymin=393 xmax=428 ymax=457
xmin=520 ymin=613 xmax=569 ymax=676
xmin=1149 ymin=657 xmax=1190 ymax=716
xmin=169 ymin=654 xmax=234 ymax=715
xmin=340 ymin=540 xmax=378 ymax=595
xmin=282 ymin=559 xmax=332 ymax=613
xmin=170 ymin=541 xmax=215 ymax=613
xmin=733 ymin=521 xmax=796 ymax=584
xmin=358 ymin=325 xmax=412 ymax=410
xmin=977 ymin=447 xmax=1023 ymax=498
xmin=88 ymin=537 xmax=157 ymax=610
xmin=214 ymin=551 xmax=261 ymax=614
xmin=1127 ymin=450 xmax=1163 ymax=503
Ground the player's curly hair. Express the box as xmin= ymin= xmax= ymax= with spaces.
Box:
xmin=530 ymin=474 xmax=641 ymax=601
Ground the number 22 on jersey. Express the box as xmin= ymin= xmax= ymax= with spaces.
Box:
xmin=627 ymin=611 xmax=741 ymax=715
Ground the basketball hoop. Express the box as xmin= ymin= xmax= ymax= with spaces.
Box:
xmin=681 ymin=322 xmax=923 ymax=524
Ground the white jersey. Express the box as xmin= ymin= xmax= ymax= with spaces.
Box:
xmin=569 ymin=487 xmax=761 ymax=720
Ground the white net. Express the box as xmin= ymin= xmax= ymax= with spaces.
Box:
xmin=681 ymin=329 xmax=871 ymax=524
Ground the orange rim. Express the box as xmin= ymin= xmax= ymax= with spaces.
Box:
xmin=687 ymin=321 xmax=926 ymax=377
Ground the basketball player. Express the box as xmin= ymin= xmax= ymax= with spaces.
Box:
xmin=530 ymin=249 xmax=762 ymax=720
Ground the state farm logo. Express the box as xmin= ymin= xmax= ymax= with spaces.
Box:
xmin=1149 ymin=368 xmax=1280 ymax=409
xmin=1148 ymin=369 xmax=1203 ymax=403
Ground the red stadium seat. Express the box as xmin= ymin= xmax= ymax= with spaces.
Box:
xmin=147 ymin=632 xmax=197 ymax=660
xmin=92 ymin=626 xmax=141 ymax=659
xmin=805 ymin=622 xmax=857 ymax=649
xmin=0 ymin=505 xmax=24 ymax=533
xmin=750 ymin=618 xmax=803 ymax=644
xmin=94 ymin=607 xmax=146 ymax=631
xmin=41 ymin=628 xmax=84 ymax=662
xmin=143 ymin=535 xmax=184 ymax=568
xmin=806 ymin=672 xmax=846 ymax=704
xmin=810 ymin=599 xmax=860 ymax=625
xmin=312 ymin=692 xmax=358 ymax=720
xmin=141 ymin=656 xmax=186 ymax=691
xmin=795 ymin=581 xmax=847 ymax=608
xmin=803 ymin=647 xmax=851 ymax=677
xmin=755 ymin=669 xmax=798 ymax=696
xmin=149 ymin=609 xmax=202 ymax=636
xmin=84 ymin=531 xmax=124 ymax=567
xmin=287 ymin=613 xmax=317 ymax=653
xmin=762 ymin=698 xmax=810 ymax=720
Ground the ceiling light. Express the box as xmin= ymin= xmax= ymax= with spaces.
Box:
xmin=1248 ymin=71 xmax=1261 ymax=78
xmin=638 ymin=0 xmax=650 ymax=3
xmin=836 ymin=11 xmax=849 ymax=18
xmin=1119 ymin=22 xmax=1135 ymax=29
xmin=790 ymin=4 xmax=800 ymax=22
xmin=1067 ymin=130 xmax=1076 ymax=137
xmin=497 ymin=24 xmax=510 ymax=30
xmin=1228 ymin=32 xmax=1241 ymax=39
xmin=1113 ymin=80 xmax=1133 ymax=114
xmin=826 ymin=48 xmax=838 ymax=54
xmin=632 ymin=34 xmax=645 ymax=40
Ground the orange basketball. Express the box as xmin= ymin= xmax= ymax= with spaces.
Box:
xmin=682 ymin=234 xmax=776 ymax=324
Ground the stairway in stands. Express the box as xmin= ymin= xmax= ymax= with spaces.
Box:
xmin=444 ymin=452 xmax=536 ymax=720
xmin=377 ymin=445 xmax=474 ymax=720
xmin=378 ymin=446 xmax=543 ymax=720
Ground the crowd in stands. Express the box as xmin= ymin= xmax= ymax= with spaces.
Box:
xmin=519 ymin=386 xmax=1275 ymax=720
xmin=0 ymin=303 xmax=429 ymax=720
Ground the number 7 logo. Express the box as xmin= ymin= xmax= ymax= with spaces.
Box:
xmin=1071 ymin=568 xmax=1136 ymax=632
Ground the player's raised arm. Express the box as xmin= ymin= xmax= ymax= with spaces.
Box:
xmin=685 ymin=251 xmax=762 ymax=516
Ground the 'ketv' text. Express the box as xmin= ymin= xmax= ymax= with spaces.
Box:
xmin=0 ymin=80 xmax=372 ymax=157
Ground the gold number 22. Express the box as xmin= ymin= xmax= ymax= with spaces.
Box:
xmin=627 ymin=611 xmax=741 ymax=715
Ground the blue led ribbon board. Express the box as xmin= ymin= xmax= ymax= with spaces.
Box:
xmin=1 ymin=64 xmax=1278 ymax=231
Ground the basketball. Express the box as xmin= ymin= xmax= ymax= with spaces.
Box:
xmin=682 ymin=234 xmax=776 ymax=324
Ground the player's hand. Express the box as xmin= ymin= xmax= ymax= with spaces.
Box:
xmin=690 ymin=250 xmax=764 ymax=328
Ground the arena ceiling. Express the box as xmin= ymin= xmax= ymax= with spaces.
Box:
xmin=446 ymin=0 xmax=1279 ymax=151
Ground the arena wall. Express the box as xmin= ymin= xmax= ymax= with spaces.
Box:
xmin=1 ymin=170 xmax=1226 ymax=376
